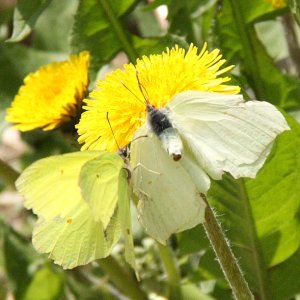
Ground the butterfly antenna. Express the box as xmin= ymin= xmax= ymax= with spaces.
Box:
xmin=135 ymin=70 xmax=150 ymax=105
xmin=120 ymin=81 xmax=145 ymax=106
xmin=106 ymin=112 xmax=121 ymax=150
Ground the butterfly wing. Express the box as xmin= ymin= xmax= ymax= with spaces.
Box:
xmin=167 ymin=91 xmax=289 ymax=179
xmin=16 ymin=151 xmax=103 ymax=220
xmin=16 ymin=151 xmax=121 ymax=269
xmin=131 ymin=126 xmax=207 ymax=244
xmin=32 ymin=201 xmax=121 ymax=269
xmin=118 ymin=168 xmax=137 ymax=273
xmin=79 ymin=152 xmax=125 ymax=228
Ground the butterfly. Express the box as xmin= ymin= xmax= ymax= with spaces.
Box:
xmin=16 ymin=151 xmax=136 ymax=270
xmin=130 ymin=82 xmax=289 ymax=242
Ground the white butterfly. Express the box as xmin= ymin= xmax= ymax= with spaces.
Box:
xmin=130 ymin=90 xmax=289 ymax=243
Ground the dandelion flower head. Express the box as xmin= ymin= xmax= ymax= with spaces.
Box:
xmin=6 ymin=51 xmax=90 ymax=131
xmin=77 ymin=44 xmax=240 ymax=151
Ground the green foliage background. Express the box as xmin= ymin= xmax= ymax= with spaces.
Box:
xmin=0 ymin=0 xmax=299 ymax=299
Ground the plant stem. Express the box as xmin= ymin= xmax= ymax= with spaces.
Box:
xmin=228 ymin=0 xmax=265 ymax=99
xmin=202 ymin=195 xmax=254 ymax=300
xmin=97 ymin=256 xmax=147 ymax=300
xmin=98 ymin=0 xmax=138 ymax=63
xmin=281 ymin=12 xmax=300 ymax=76
xmin=0 ymin=159 xmax=19 ymax=189
xmin=157 ymin=242 xmax=182 ymax=300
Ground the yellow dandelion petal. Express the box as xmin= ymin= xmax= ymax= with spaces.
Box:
xmin=6 ymin=51 xmax=90 ymax=131
xmin=268 ymin=0 xmax=286 ymax=8
xmin=76 ymin=44 xmax=240 ymax=151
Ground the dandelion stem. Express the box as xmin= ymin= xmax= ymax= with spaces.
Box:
xmin=202 ymin=195 xmax=254 ymax=300
xmin=0 ymin=159 xmax=19 ymax=190
xmin=98 ymin=0 xmax=138 ymax=63
xmin=157 ymin=242 xmax=182 ymax=300
xmin=97 ymin=256 xmax=147 ymax=300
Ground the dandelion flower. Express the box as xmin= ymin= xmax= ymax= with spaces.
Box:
xmin=6 ymin=51 xmax=90 ymax=131
xmin=77 ymin=43 xmax=240 ymax=151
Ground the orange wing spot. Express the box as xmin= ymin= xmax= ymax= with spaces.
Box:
xmin=67 ymin=218 xmax=73 ymax=224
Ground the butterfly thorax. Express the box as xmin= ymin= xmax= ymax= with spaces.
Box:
xmin=146 ymin=105 xmax=183 ymax=161
xmin=146 ymin=105 xmax=172 ymax=136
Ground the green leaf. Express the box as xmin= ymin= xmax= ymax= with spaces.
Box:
xmin=208 ymin=114 xmax=300 ymax=298
xmin=131 ymin=3 xmax=164 ymax=37
xmin=270 ymin=248 xmax=300 ymax=300
xmin=71 ymin=0 xmax=136 ymax=70
xmin=31 ymin=0 xmax=78 ymax=52
xmin=167 ymin=0 xmax=206 ymax=44
xmin=249 ymin=31 xmax=300 ymax=109
xmin=74 ymin=0 xmax=135 ymax=35
xmin=6 ymin=0 xmax=52 ymax=43
xmin=181 ymin=282 xmax=216 ymax=300
xmin=0 ymin=43 xmax=67 ymax=109
xmin=133 ymin=34 xmax=189 ymax=57
xmin=215 ymin=0 xmax=300 ymax=109
xmin=177 ymin=225 xmax=209 ymax=256
xmin=142 ymin=0 xmax=171 ymax=11
xmin=24 ymin=266 xmax=64 ymax=300
xmin=1 ymin=219 xmax=37 ymax=299
xmin=237 ymin=0 xmax=283 ymax=23
xmin=288 ymin=0 xmax=300 ymax=27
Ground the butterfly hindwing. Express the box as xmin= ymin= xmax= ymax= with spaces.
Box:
xmin=131 ymin=126 xmax=206 ymax=244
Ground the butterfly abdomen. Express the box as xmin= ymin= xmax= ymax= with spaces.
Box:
xmin=147 ymin=106 xmax=183 ymax=161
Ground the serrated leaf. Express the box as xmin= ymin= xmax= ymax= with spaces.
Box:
xmin=208 ymin=114 xmax=300 ymax=298
xmin=71 ymin=0 xmax=136 ymax=71
xmin=31 ymin=0 xmax=78 ymax=52
xmin=74 ymin=0 xmax=135 ymax=35
xmin=215 ymin=1 xmax=300 ymax=109
xmin=6 ymin=0 xmax=52 ymax=43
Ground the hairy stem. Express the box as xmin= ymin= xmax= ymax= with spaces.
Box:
xmin=157 ymin=242 xmax=182 ymax=300
xmin=98 ymin=0 xmax=138 ymax=63
xmin=202 ymin=195 xmax=254 ymax=300
xmin=97 ymin=256 xmax=147 ymax=300
xmin=0 ymin=159 xmax=19 ymax=189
